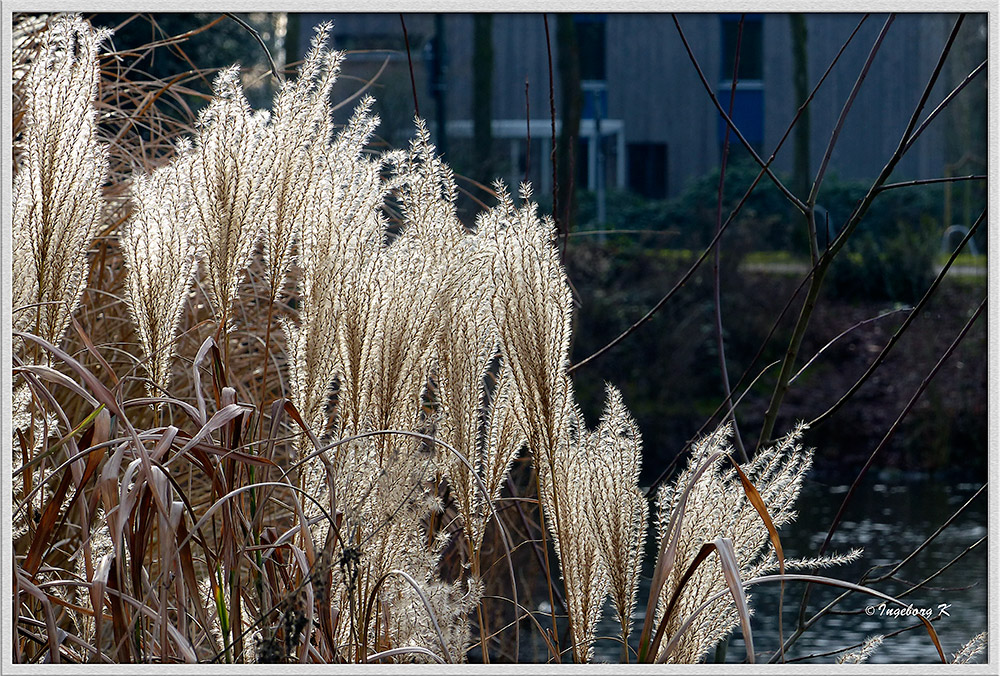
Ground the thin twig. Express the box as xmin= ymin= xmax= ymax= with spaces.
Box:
xmin=808 ymin=208 xmax=984 ymax=428
xmin=400 ymin=14 xmax=419 ymax=118
xmin=889 ymin=536 xmax=986 ymax=599
xmin=571 ymin=14 xmax=867 ymax=375
xmin=645 ymin=16 xmax=870 ymax=486
xmin=784 ymin=614 xmax=943 ymax=663
xmin=774 ymin=531 xmax=983 ymax=662
xmin=790 ymin=307 xmax=912 ymax=385
xmin=758 ymin=13 xmax=964 ymax=449
xmin=713 ymin=14 xmax=747 ymax=464
xmin=810 ymin=298 xmax=985 ymax=593
xmin=329 ymin=54 xmax=391 ymax=113
xmin=808 ymin=14 xmax=897 ymax=207
xmin=224 ymin=13 xmax=282 ymax=83
xmin=503 ymin=476 xmax=568 ymax=611
xmin=865 ymin=484 xmax=985 ymax=584
xmin=761 ymin=15 xmax=898 ymax=442
xmin=543 ymin=14 xmax=558 ymax=234
xmin=672 ymin=14 xmax=806 ymax=213
xmin=903 ymin=59 xmax=985 ymax=154
xmin=876 ymin=173 xmax=986 ymax=192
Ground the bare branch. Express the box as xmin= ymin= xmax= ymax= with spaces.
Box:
xmin=672 ymin=14 xmax=806 ymax=213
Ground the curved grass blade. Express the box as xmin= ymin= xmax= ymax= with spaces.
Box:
xmin=658 ymin=572 xmax=947 ymax=664
xmin=728 ymin=452 xmax=785 ymax=659
xmin=714 ymin=537 xmax=754 ymax=663
xmin=638 ymin=449 xmax=724 ymax=661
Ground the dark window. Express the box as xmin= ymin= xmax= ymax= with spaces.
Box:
xmin=627 ymin=143 xmax=668 ymax=199
xmin=574 ymin=14 xmax=606 ymax=81
xmin=721 ymin=15 xmax=763 ymax=81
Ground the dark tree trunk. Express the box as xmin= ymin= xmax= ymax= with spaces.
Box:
xmin=556 ymin=14 xmax=581 ymax=237
xmin=791 ymin=13 xmax=811 ymax=199
xmin=472 ymin=14 xmax=494 ymax=181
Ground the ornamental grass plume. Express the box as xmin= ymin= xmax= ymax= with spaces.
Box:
xmin=121 ymin=155 xmax=199 ymax=394
xmin=282 ymin=96 xmax=389 ymax=444
xmin=260 ymin=22 xmax=343 ymax=304
xmin=652 ymin=424 xmax=861 ymax=663
xmin=836 ymin=634 xmax=884 ymax=664
xmin=12 ymin=14 xmax=109 ymax=352
xmin=487 ymin=183 xmax=649 ymax=662
xmin=951 ymin=632 xmax=987 ymax=664
xmin=582 ymin=385 xmax=649 ymax=660
xmin=185 ymin=65 xmax=271 ymax=334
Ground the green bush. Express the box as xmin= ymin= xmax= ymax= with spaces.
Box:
xmin=825 ymin=181 xmax=943 ymax=303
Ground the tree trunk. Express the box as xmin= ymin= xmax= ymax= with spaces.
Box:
xmin=556 ymin=14 xmax=581 ymax=237
xmin=791 ymin=14 xmax=810 ymax=199
xmin=472 ymin=14 xmax=494 ymax=181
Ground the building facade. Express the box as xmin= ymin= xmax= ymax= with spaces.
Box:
xmin=294 ymin=13 xmax=986 ymax=202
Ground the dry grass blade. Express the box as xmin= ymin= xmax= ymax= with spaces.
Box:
xmin=23 ymin=450 xmax=79 ymax=579
xmin=727 ymin=451 xmax=785 ymax=658
xmin=16 ymin=573 xmax=61 ymax=663
xmin=14 ymin=401 xmax=105 ymax=477
xmin=125 ymin=397 xmax=203 ymax=426
xmin=14 ymin=332 xmax=136 ymax=428
xmin=192 ymin=336 xmax=218 ymax=424
xmin=652 ymin=541 xmax=715 ymax=657
xmin=654 ymin=537 xmax=755 ymax=664
xmin=176 ymin=403 xmax=254 ymax=455
xmin=363 ymin=569 xmax=454 ymax=663
xmin=170 ymin=436 xmax=277 ymax=468
xmin=638 ymin=449 xmax=724 ymax=661
xmin=713 ymin=537 xmax=754 ymax=663
xmin=51 ymin=409 xmax=108 ymax=536
xmin=366 ymin=646 xmax=447 ymax=664
xmin=14 ymin=364 xmax=100 ymax=408
xmin=90 ymin=553 xmax=113 ymax=663
xmin=281 ymin=399 xmax=322 ymax=452
xmin=105 ymin=557 xmax=132 ymax=662
xmin=70 ymin=314 xmax=120 ymax=386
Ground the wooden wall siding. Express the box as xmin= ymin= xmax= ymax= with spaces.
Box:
xmin=299 ymin=12 xmax=983 ymax=198
xmin=765 ymin=14 xmax=953 ymax=190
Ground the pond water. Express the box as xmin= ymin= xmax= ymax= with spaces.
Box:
xmin=585 ymin=474 xmax=988 ymax=664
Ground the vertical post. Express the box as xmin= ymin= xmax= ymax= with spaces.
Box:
xmin=541 ymin=131 xmax=551 ymax=195
xmin=587 ymin=123 xmax=597 ymax=193
xmin=556 ymin=14 xmax=581 ymax=236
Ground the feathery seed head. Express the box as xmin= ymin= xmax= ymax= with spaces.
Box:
xmin=186 ymin=65 xmax=270 ymax=326
xmin=836 ymin=634 xmax=884 ymax=664
xmin=121 ymin=159 xmax=199 ymax=393
xmin=653 ymin=424 xmax=817 ymax=663
xmin=12 ymin=14 xmax=110 ymax=350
